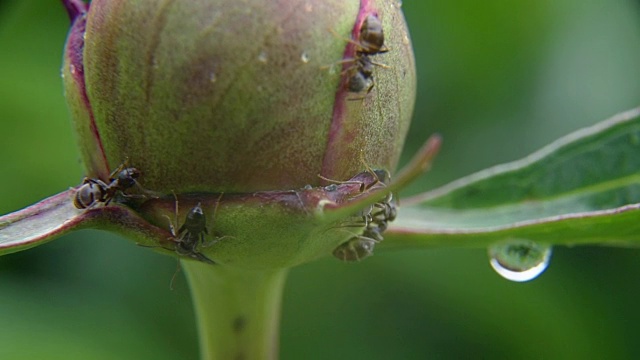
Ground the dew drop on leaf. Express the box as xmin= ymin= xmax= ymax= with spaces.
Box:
xmin=488 ymin=239 xmax=551 ymax=282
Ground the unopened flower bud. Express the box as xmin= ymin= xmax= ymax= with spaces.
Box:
xmin=62 ymin=0 xmax=415 ymax=193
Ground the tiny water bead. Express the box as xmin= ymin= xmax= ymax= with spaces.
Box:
xmin=488 ymin=239 xmax=552 ymax=282
xmin=300 ymin=52 xmax=310 ymax=63
xmin=257 ymin=51 xmax=268 ymax=63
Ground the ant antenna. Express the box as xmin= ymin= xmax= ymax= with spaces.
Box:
xmin=169 ymin=260 xmax=182 ymax=291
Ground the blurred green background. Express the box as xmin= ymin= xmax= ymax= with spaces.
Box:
xmin=1 ymin=1 xmax=640 ymax=358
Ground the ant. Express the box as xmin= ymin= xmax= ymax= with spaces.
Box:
xmin=332 ymin=235 xmax=377 ymax=262
xmin=357 ymin=14 xmax=388 ymax=55
xmin=163 ymin=193 xmax=228 ymax=265
xmin=169 ymin=203 xmax=214 ymax=264
xmin=327 ymin=165 xmax=398 ymax=262
xmin=339 ymin=14 xmax=389 ymax=95
xmin=73 ymin=161 xmax=141 ymax=209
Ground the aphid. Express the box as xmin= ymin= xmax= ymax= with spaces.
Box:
xmin=73 ymin=162 xmax=141 ymax=209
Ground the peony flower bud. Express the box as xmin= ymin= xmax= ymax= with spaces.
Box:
xmin=1 ymin=2 xmax=430 ymax=356
xmin=62 ymin=0 xmax=415 ymax=193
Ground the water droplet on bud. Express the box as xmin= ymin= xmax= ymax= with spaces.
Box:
xmin=300 ymin=52 xmax=310 ymax=63
xmin=488 ymin=239 xmax=551 ymax=282
xmin=258 ymin=51 xmax=268 ymax=63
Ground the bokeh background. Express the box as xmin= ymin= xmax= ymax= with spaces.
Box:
xmin=1 ymin=1 xmax=640 ymax=358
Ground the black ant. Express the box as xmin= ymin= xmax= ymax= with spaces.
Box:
xmin=340 ymin=14 xmax=389 ymax=95
xmin=136 ymin=195 xmax=221 ymax=289
xmin=333 ymin=235 xmax=377 ymax=262
xmin=163 ymin=192 xmax=229 ymax=266
xmin=73 ymin=161 xmax=141 ymax=209
xmin=169 ymin=203 xmax=214 ymax=264
xmin=163 ymin=199 xmax=212 ymax=265
xmin=327 ymin=165 xmax=398 ymax=262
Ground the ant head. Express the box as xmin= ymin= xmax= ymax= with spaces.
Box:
xmin=373 ymin=169 xmax=391 ymax=185
xmin=125 ymin=167 xmax=141 ymax=180
xmin=116 ymin=167 xmax=141 ymax=188
xmin=192 ymin=203 xmax=204 ymax=217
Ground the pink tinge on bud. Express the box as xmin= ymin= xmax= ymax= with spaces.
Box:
xmin=321 ymin=0 xmax=411 ymax=181
xmin=63 ymin=1 xmax=110 ymax=179
xmin=62 ymin=0 xmax=88 ymax=22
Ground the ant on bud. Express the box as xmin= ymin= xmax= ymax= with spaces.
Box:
xmin=333 ymin=236 xmax=376 ymax=262
xmin=73 ymin=161 xmax=141 ymax=209
xmin=326 ymin=14 xmax=390 ymax=96
xmin=161 ymin=193 xmax=226 ymax=265
xmin=323 ymin=162 xmax=398 ymax=262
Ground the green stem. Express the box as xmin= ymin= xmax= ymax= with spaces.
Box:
xmin=182 ymin=261 xmax=288 ymax=360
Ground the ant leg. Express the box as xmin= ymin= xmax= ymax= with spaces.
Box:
xmin=368 ymin=59 xmax=391 ymax=69
xmin=317 ymin=174 xmax=366 ymax=192
xmin=169 ymin=260 xmax=182 ymax=291
xmin=108 ymin=158 xmax=129 ymax=180
xmin=170 ymin=191 xmax=180 ymax=237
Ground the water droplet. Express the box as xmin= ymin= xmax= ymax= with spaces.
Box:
xmin=402 ymin=35 xmax=410 ymax=45
xmin=300 ymin=52 xmax=310 ymax=63
xmin=395 ymin=0 xmax=403 ymax=8
xmin=324 ymin=184 xmax=338 ymax=192
xmin=488 ymin=239 xmax=551 ymax=282
xmin=209 ymin=72 xmax=217 ymax=83
xmin=257 ymin=51 xmax=268 ymax=63
xmin=69 ymin=64 xmax=76 ymax=75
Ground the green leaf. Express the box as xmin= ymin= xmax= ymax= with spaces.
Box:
xmin=384 ymin=107 xmax=640 ymax=249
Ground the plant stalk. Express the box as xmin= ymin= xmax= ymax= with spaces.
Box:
xmin=182 ymin=261 xmax=288 ymax=360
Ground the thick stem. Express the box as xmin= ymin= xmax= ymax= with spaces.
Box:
xmin=182 ymin=261 xmax=288 ymax=360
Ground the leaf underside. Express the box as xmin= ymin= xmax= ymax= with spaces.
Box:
xmin=384 ymin=107 xmax=640 ymax=250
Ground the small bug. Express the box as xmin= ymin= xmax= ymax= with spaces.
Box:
xmin=346 ymin=56 xmax=375 ymax=93
xmin=331 ymin=167 xmax=398 ymax=262
xmin=333 ymin=235 xmax=377 ymax=262
xmin=356 ymin=14 xmax=388 ymax=56
xmin=73 ymin=162 xmax=141 ymax=209
xmin=171 ymin=203 xmax=212 ymax=263
xmin=163 ymin=193 xmax=228 ymax=265
xmin=325 ymin=13 xmax=389 ymax=95
xmin=345 ymin=52 xmax=391 ymax=95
